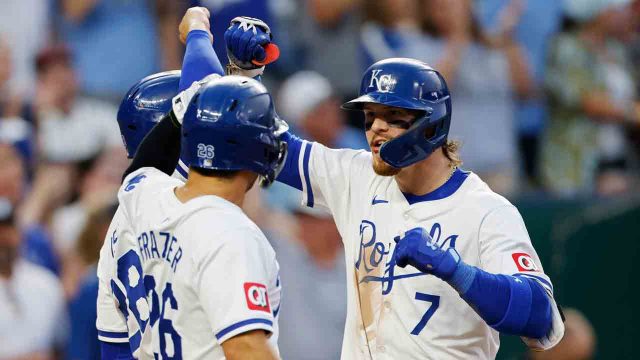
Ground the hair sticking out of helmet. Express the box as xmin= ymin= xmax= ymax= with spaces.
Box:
xmin=117 ymin=71 xmax=182 ymax=158
xmin=180 ymin=76 xmax=288 ymax=188
xmin=342 ymin=58 xmax=452 ymax=168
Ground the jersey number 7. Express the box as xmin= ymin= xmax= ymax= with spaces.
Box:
xmin=411 ymin=292 xmax=440 ymax=335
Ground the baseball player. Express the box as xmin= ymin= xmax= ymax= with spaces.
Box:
xmin=97 ymin=76 xmax=286 ymax=359
xmin=96 ymin=69 xmax=186 ymax=358
xmin=96 ymin=10 xmax=283 ymax=358
xmin=163 ymin=12 xmax=565 ymax=359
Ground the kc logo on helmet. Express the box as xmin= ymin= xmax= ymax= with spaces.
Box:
xmin=512 ymin=253 xmax=539 ymax=272
xmin=244 ymin=282 xmax=271 ymax=313
xmin=368 ymin=70 xmax=397 ymax=93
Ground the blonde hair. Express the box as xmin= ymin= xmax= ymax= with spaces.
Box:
xmin=443 ymin=140 xmax=462 ymax=167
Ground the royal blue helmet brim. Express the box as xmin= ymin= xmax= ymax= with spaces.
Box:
xmin=341 ymin=93 xmax=428 ymax=112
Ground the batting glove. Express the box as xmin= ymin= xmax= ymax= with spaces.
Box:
xmin=393 ymin=227 xmax=461 ymax=280
xmin=225 ymin=16 xmax=280 ymax=74
xmin=171 ymin=73 xmax=221 ymax=124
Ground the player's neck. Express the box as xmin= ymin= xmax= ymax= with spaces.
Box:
xmin=174 ymin=171 xmax=255 ymax=207
xmin=394 ymin=149 xmax=455 ymax=196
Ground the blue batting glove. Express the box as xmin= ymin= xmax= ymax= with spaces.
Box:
xmin=225 ymin=16 xmax=280 ymax=70
xmin=392 ymin=227 xmax=461 ymax=280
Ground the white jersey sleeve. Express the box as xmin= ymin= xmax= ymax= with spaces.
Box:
xmin=478 ymin=205 xmax=565 ymax=350
xmin=299 ymin=141 xmax=370 ymax=215
xmin=194 ymin=225 xmax=278 ymax=343
xmin=96 ymin=206 xmax=131 ymax=343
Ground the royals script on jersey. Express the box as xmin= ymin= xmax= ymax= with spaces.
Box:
xmin=291 ymin=141 xmax=564 ymax=360
xmin=96 ymin=167 xmax=281 ymax=359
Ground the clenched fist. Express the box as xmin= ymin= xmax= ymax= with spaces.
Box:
xmin=178 ymin=7 xmax=213 ymax=45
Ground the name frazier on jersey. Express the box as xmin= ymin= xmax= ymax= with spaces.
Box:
xmin=356 ymin=220 xmax=459 ymax=295
xmin=136 ymin=230 xmax=183 ymax=272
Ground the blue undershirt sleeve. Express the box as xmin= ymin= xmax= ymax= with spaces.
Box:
xmin=179 ymin=30 xmax=224 ymax=91
xmin=276 ymin=131 xmax=304 ymax=190
xmin=448 ymin=261 xmax=552 ymax=339
xmin=100 ymin=341 xmax=135 ymax=360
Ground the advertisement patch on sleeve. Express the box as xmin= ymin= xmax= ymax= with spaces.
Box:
xmin=244 ymin=282 xmax=271 ymax=313
xmin=512 ymin=253 xmax=539 ymax=272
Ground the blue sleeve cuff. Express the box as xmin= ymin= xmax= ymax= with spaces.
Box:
xmin=455 ymin=265 xmax=553 ymax=339
xmin=215 ymin=318 xmax=274 ymax=344
xmin=448 ymin=260 xmax=477 ymax=294
xmin=276 ymin=131 xmax=304 ymax=191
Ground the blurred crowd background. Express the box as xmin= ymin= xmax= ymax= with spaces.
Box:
xmin=1 ymin=0 xmax=639 ymax=359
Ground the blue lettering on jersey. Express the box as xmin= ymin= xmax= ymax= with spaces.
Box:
xmin=110 ymin=229 xmax=118 ymax=258
xmin=124 ymin=173 xmax=147 ymax=192
xmin=137 ymin=230 xmax=183 ymax=272
xmin=356 ymin=220 xmax=459 ymax=295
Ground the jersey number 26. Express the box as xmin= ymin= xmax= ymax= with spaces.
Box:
xmin=111 ymin=250 xmax=182 ymax=358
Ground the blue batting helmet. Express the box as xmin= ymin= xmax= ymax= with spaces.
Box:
xmin=181 ymin=76 xmax=288 ymax=187
xmin=342 ymin=58 xmax=452 ymax=168
xmin=117 ymin=70 xmax=181 ymax=158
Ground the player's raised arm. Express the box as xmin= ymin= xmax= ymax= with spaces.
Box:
xmin=123 ymin=11 xmax=285 ymax=183
xmin=178 ymin=7 xmax=224 ymax=90
xmin=120 ymin=7 xmax=226 ymax=181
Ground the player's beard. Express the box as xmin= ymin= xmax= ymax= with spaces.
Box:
xmin=372 ymin=154 xmax=401 ymax=176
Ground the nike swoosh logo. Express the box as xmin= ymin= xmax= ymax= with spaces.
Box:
xmin=372 ymin=195 xmax=389 ymax=205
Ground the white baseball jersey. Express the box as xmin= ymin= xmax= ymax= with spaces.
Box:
xmin=96 ymin=167 xmax=281 ymax=359
xmin=290 ymin=141 xmax=564 ymax=359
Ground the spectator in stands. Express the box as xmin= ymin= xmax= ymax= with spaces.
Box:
xmin=359 ymin=0 xmax=422 ymax=67
xmin=475 ymin=0 xmax=563 ymax=188
xmin=0 ymin=0 xmax=50 ymax=96
xmin=402 ymin=0 xmax=533 ymax=195
xmin=18 ymin=45 xmax=124 ymax=232
xmin=278 ymin=70 xmax=368 ymax=150
xmin=51 ymin=147 xmax=127 ymax=284
xmin=270 ymin=199 xmax=346 ymax=360
xmin=0 ymin=143 xmax=58 ymax=274
xmin=542 ymin=0 xmax=639 ymax=196
xmin=287 ymin=0 xmax=363 ymax=96
xmin=33 ymin=45 xmax=122 ymax=164
xmin=0 ymin=197 xmax=65 ymax=359
xmin=0 ymin=39 xmax=36 ymax=173
xmin=57 ymin=0 xmax=181 ymax=100
xmin=630 ymin=0 xmax=640 ymax=84
xmin=625 ymin=0 xmax=640 ymax=167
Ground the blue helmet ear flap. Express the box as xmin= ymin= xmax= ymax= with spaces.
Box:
xmin=379 ymin=102 xmax=450 ymax=168
xmin=260 ymin=139 xmax=288 ymax=188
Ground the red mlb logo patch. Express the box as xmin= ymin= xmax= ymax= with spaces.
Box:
xmin=512 ymin=253 xmax=539 ymax=272
xmin=244 ymin=283 xmax=271 ymax=313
